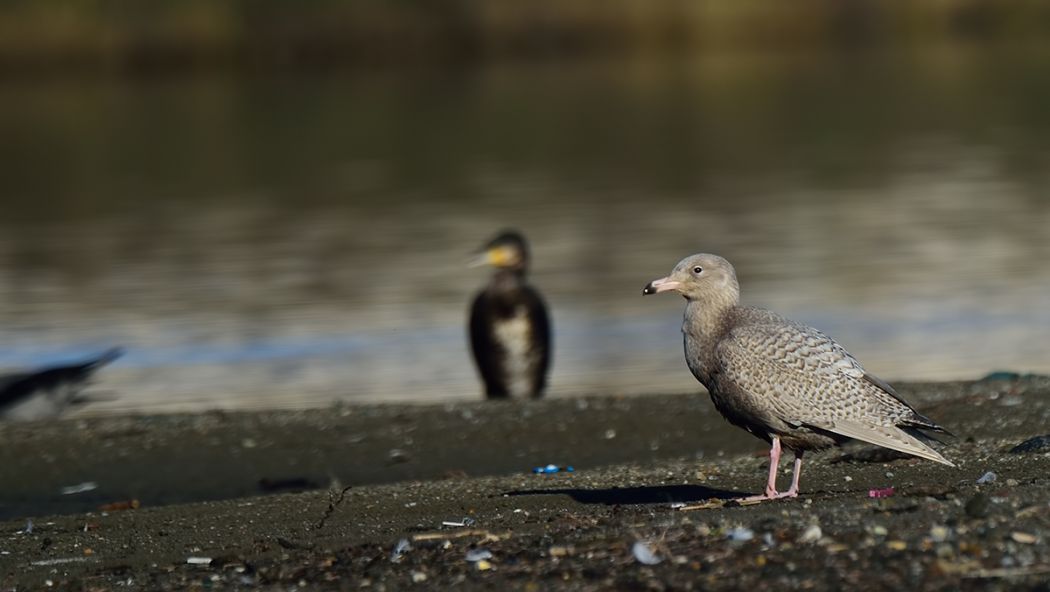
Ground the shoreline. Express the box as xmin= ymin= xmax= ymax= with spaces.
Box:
xmin=2 ymin=377 xmax=1049 ymax=589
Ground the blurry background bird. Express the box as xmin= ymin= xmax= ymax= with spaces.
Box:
xmin=468 ymin=230 xmax=551 ymax=399
xmin=0 ymin=348 xmax=123 ymax=422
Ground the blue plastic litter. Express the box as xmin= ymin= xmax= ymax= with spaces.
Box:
xmin=532 ymin=464 xmax=575 ymax=474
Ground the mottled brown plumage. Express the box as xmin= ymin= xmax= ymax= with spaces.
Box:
xmin=644 ymin=253 xmax=952 ymax=500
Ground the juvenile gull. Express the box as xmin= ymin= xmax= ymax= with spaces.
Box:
xmin=0 ymin=347 xmax=123 ymax=422
xmin=468 ymin=230 xmax=551 ymax=399
xmin=644 ymin=254 xmax=952 ymax=501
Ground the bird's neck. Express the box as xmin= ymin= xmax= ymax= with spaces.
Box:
xmin=684 ymin=290 xmax=736 ymax=330
xmin=489 ymin=268 xmax=528 ymax=296
xmin=681 ymin=299 xmax=735 ymax=390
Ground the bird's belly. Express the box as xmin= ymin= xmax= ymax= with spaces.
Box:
xmin=493 ymin=312 xmax=535 ymax=397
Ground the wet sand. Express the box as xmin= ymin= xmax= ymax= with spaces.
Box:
xmin=2 ymin=377 xmax=1049 ymax=590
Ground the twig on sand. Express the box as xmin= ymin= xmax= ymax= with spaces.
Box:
xmin=963 ymin=565 xmax=1050 ymax=579
xmin=677 ymin=498 xmax=763 ymax=511
xmin=411 ymin=529 xmax=509 ymax=543
xmin=315 ymin=485 xmax=353 ymax=530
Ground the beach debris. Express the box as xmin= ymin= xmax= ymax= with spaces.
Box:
xmin=387 ymin=448 xmax=410 ymax=463
xmin=1008 ymin=435 xmax=1050 ymax=454
xmin=762 ymin=532 xmax=776 ymax=547
xmin=442 ymin=517 xmax=477 ymax=528
xmin=726 ymin=527 xmax=755 ymax=543
xmin=632 ymin=541 xmax=662 ymax=565
xmin=390 ymin=538 xmax=411 ymax=563
xmin=99 ymin=499 xmax=140 ymax=512
xmin=60 ymin=482 xmax=98 ymax=495
xmin=30 ymin=557 xmax=91 ymax=566
xmin=315 ymin=485 xmax=353 ymax=530
xmin=868 ymin=487 xmax=895 ymax=499
xmin=1010 ymin=532 xmax=1037 ymax=545
xmin=186 ymin=557 xmax=212 ymax=566
xmin=22 ymin=520 xmax=32 ymax=534
xmin=604 ymin=429 xmax=617 ymax=440
xmin=411 ymin=529 xmax=508 ymax=543
xmin=976 ymin=471 xmax=997 ymax=485
xmin=799 ymin=524 xmax=823 ymax=544
xmin=465 ymin=549 xmax=493 ymax=562
xmin=532 ymin=464 xmax=574 ymax=474
xmin=475 ymin=559 xmax=493 ymax=571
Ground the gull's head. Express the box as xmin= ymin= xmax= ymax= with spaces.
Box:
xmin=643 ymin=253 xmax=739 ymax=303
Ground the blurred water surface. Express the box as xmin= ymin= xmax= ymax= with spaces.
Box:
xmin=1 ymin=47 xmax=1049 ymax=413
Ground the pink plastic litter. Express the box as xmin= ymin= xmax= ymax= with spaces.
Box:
xmin=868 ymin=487 xmax=895 ymax=499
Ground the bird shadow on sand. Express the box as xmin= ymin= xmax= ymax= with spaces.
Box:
xmin=500 ymin=484 xmax=745 ymax=505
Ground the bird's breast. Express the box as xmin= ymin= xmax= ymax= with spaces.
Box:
xmin=492 ymin=308 xmax=536 ymax=397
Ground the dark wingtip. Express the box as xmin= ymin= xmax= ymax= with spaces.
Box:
xmin=642 ymin=282 xmax=656 ymax=295
xmin=90 ymin=347 xmax=125 ymax=368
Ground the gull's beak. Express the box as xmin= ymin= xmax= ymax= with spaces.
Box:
xmin=643 ymin=276 xmax=680 ymax=295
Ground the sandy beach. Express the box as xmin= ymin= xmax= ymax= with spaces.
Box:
xmin=1 ymin=377 xmax=1049 ymax=590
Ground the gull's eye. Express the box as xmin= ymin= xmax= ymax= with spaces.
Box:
xmin=692 ymin=266 xmax=703 ymax=274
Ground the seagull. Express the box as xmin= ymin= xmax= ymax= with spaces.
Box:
xmin=0 ymin=348 xmax=123 ymax=421
xmin=644 ymin=254 xmax=952 ymax=501
xmin=468 ymin=230 xmax=551 ymax=399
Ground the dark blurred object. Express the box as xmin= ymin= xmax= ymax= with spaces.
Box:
xmin=468 ymin=230 xmax=551 ymax=400
xmin=0 ymin=348 xmax=123 ymax=421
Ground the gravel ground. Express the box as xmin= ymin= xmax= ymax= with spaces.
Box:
xmin=1 ymin=377 xmax=1049 ymax=590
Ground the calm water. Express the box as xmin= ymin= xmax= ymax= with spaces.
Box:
xmin=1 ymin=47 xmax=1049 ymax=413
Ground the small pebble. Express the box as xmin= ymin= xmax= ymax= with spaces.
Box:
xmin=475 ymin=559 xmax=492 ymax=571
xmin=727 ymin=527 xmax=755 ymax=543
xmin=548 ymin=545 xmax=573 ymax=558
xmin=886 ymin=540 xmax=907 ymax=551
xmin=929 ymin=525 xmax=950 ymax=543
xmin=976 ymin=471 xmax=997 ymax=485
xmin=411 ymin=571 xmax=427 ymax=583
xmin=1006 ymin=479 xmax=1019 ymax=487
xmin=604 ymin=429 xmax=617 ymax=440
xmin=632 ymin=541 xmax=662 ymax=565
xmin=465 ymin=549 xmax=493 ymax=562
xmin=799 ymin=524 xmax=822 ymax=544
xmin=1011 ymin=532 xmax=1037 ymax=545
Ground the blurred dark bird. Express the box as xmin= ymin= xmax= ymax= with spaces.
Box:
xmin=468 ymin=230 xmax=551 ymax=399
xmin=0 ymin=348 xmax=123 ymax=421
xmin=644 ymin=254 xmax=952 ymax=501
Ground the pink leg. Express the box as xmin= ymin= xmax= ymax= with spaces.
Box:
xmin=737 ymin=438 xmax=802 ymax=502
xmin=782 ymin=452 xmax=803 ymax=498
xmin=739 ymin=436 xmax=782 ymax=502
